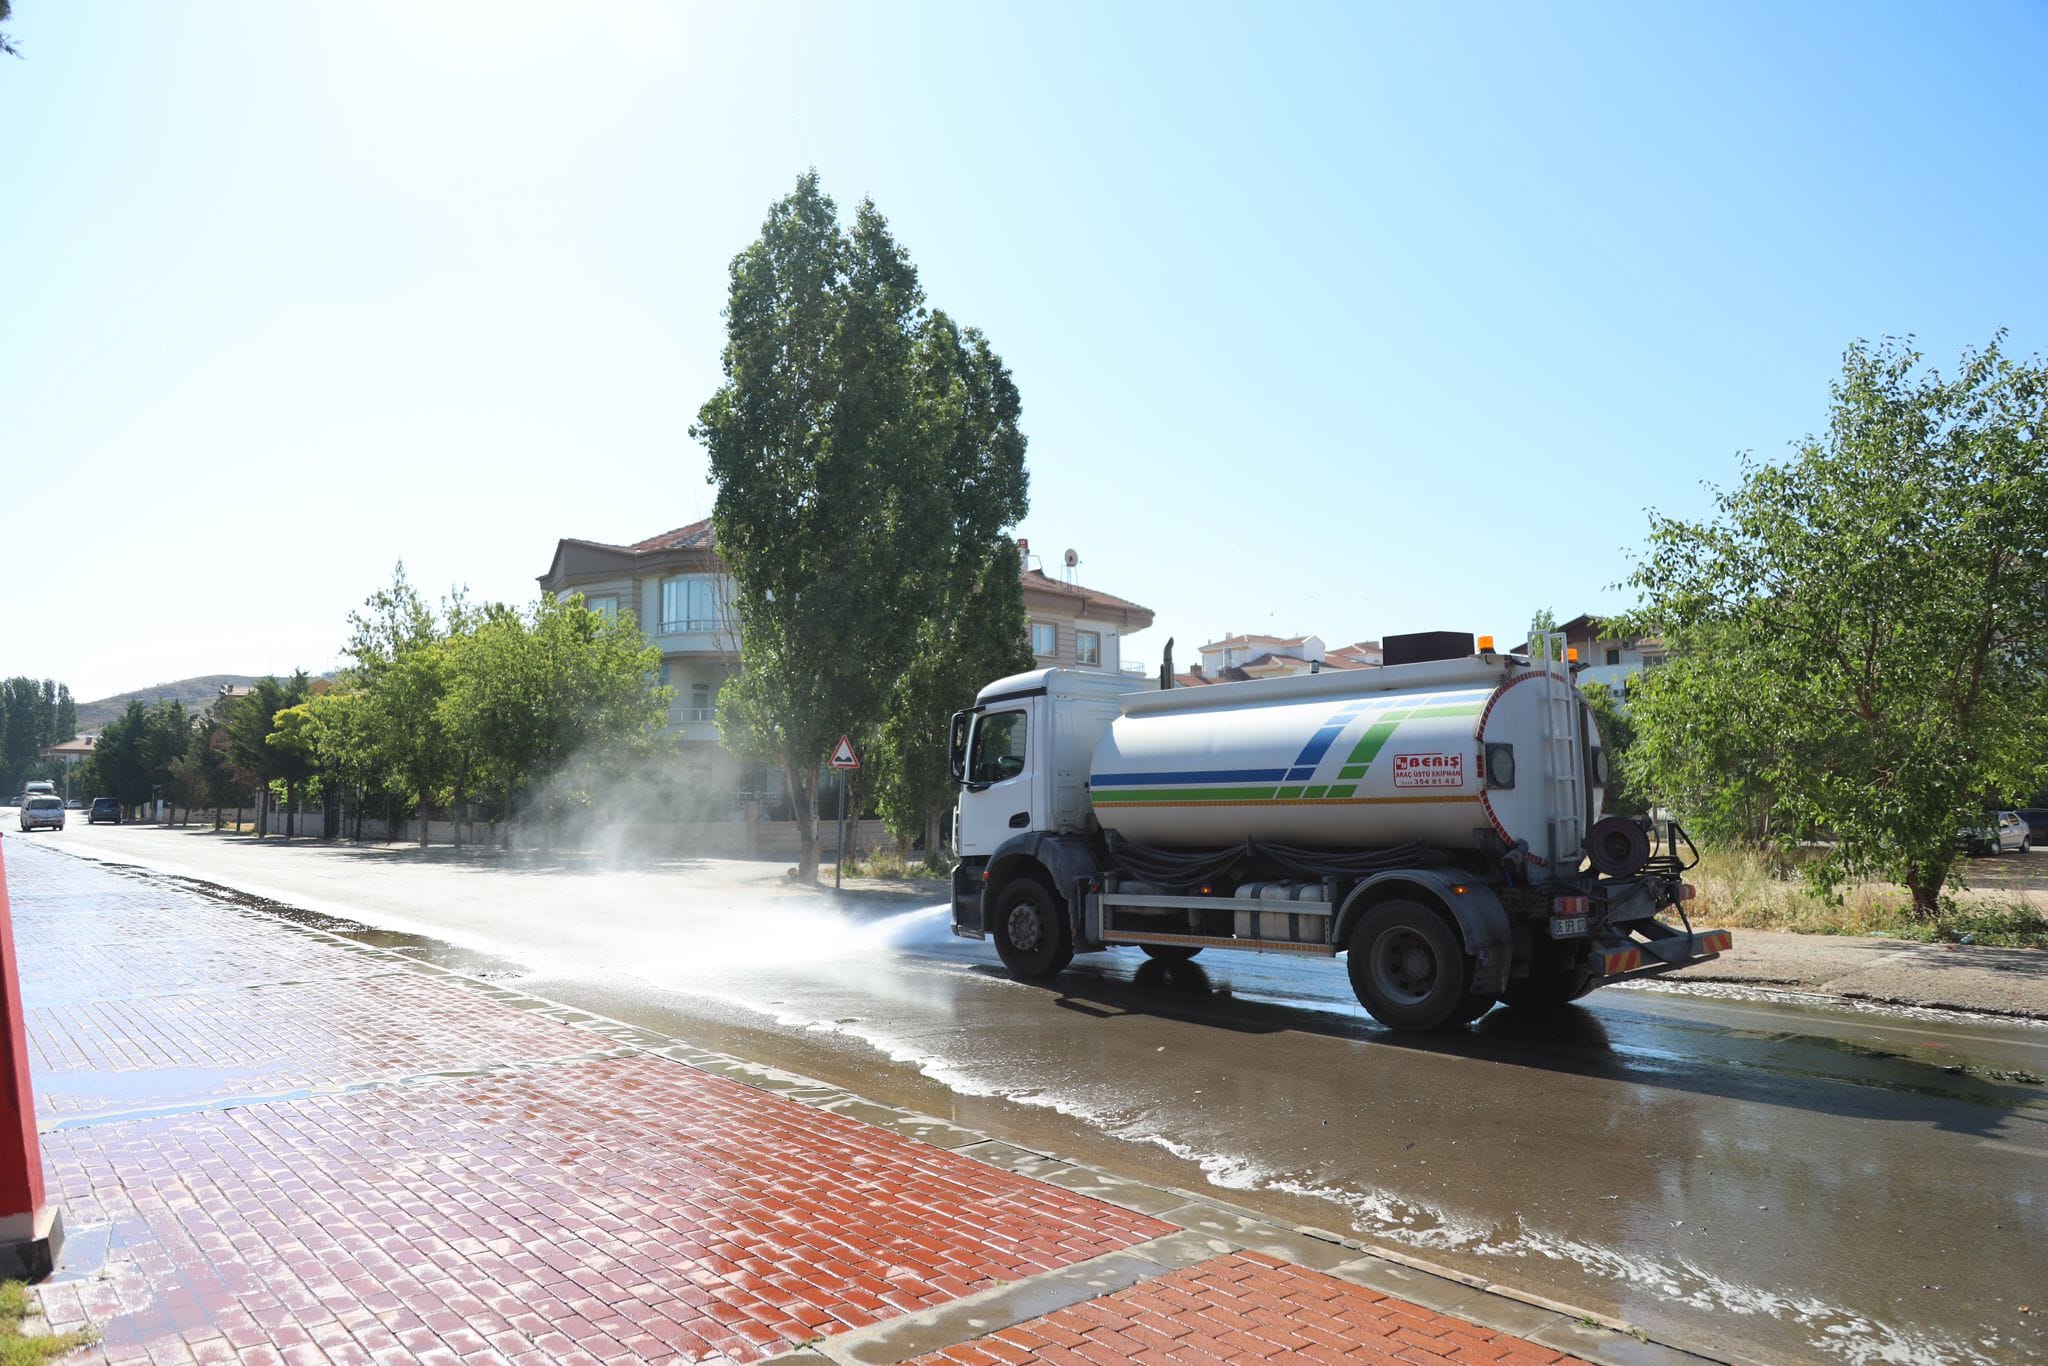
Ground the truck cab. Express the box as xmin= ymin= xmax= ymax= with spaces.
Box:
xmin=949 ymin=668 xmax=1150 ymax=932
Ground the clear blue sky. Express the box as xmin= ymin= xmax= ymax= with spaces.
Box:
xmin=3 ymin=2 xmax=2043 ymax=703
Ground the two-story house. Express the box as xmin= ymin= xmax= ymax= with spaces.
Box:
xmin=537 ymin=520 xmax=743 ymax=788
xmin=1018 ymin=544 xmax=1156 ymax=674
xmin=539 ymin=522 xmax=1155 ymax=794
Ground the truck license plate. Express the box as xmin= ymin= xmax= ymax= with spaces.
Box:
xmin=1550 ymin=914 xmax=1589 ymax=938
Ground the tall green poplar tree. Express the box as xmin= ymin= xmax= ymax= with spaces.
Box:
xmin=874 ymin=314 xmax=1033 ymax=860
xmin=694 ymin=172 xmax=965 ymax=878
xmin=1626 ymin=335 xmax=2048 ymax=915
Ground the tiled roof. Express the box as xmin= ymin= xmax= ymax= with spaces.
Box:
xmin=1019 ymin=570 xmax=1153 ymax=622
xmin=1199 ymin=632 xmax=1309 ymax=653
xmin=623 ymin=519 xmax=717 ymax=554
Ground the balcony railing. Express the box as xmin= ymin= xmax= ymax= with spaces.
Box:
xmin=659 ymin=618 xmax=728 ymax=634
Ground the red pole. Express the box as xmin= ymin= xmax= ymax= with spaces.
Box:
xmin=0 ymin=841 xmax=62 ymax=1279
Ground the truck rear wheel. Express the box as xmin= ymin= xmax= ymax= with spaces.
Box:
xmin=992 ymin=878 xmax=1073 ymax=978
xmin=1346 ymin=899 xmax=1470 ymax=1031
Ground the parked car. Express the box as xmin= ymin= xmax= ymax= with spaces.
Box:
xmin=65 ymin=798 xmax=82 ymax=809
xmin=2021 ymin=809 xmax=2048 ymax=845
xmin=1959 ymin=810 xmax=2031 ymax=855
xmin=88 ymin=797 xmax=120 ymax=825
xmin=19 ymin=795 xmax=65 ymax=832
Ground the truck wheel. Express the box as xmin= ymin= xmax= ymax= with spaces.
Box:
xmin=1140 ymin=944 xmax=1202 ymax=962
xmin=1503 ymin=956 xmax=1598 ymax=1011
xmin=1345 ymin=900 xmax=1470 ymax=1031
xmin=992 ymin=879 xmax=1073 ymax=978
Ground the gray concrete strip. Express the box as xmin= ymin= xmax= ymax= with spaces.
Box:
xmin=1328 ymin=1254 xmax=1490 ymax=1316
xmin=1528 ymin=1313 xmax=1725 ymax=1365
xmin=791 ymin=1242 xmax=1184 ymax=1364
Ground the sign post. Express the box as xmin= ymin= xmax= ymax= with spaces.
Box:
xmin=828 ymin=735 xmax=860 ymax=889
xmin=0 ymin=842 xmax=62 ymax=1280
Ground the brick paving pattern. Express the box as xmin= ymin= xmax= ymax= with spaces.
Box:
xmin=41 ymin=1055 xmax=1172 ymax=1362
xmin=906 ymin=1252 xmax=1584 ymax=1364
xmin=29 ymin=973 xmax=614 ymax=1117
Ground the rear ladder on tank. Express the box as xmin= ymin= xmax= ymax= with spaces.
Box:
xmin=1530 ymin=631 xmax=1585 ymax=868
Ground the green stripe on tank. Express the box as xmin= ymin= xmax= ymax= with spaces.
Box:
xmin=1404 ymin=703 xmax=1484 ymax=719
xmin=1304 ymin=785 xmax=1328 ymax=799
xmin=1338 ymin=765 xmax=1366 ymax=780
xmin=1328 ymin=784 xmax=1357 ymax=797
xmin=1343 ymin=709 xmax=1413 ymax=766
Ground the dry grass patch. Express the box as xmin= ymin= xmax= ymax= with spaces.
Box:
xmin=0 ymin=1282 xmax=95 ymax=1363
xmin=1685 ymin=844 xmax=2048 ymax=948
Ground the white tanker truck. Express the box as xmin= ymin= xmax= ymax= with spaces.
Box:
xmin=946 ymin=630 xmax=1729 ymax=1031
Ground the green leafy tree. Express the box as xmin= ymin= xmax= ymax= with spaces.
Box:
xmin=228 ymin=675 xmax=313 ymax=836
xmin=0 ymin=1 xmax=21 ymax=60
xmin=88 ymin=701 xmax=154 ymax=808
xmin=442 ymin=594 xmax=669 ymax=826
xmin=1625 ymin=335 xmax=2048 ymax=916
xmin=0 ymin=676 xmax=75 ymax=795
xmin=694 ymin=172 xmax=961 ymax=877
xmin=873 ymin=315 xmax=1033 ymax=860
xmin=1580 ymin=680 xmax=1647 ymax=819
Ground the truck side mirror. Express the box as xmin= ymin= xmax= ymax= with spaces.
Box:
xmin=947 ymin=711 xmax=971 ymax=783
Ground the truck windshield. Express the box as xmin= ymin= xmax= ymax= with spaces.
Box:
xmin=968 ymin=710 xmax=1028 ymax=785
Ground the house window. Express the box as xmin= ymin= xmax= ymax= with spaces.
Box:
xmin=1031 ymin=622 xmax=1056 ymax=657
xmin=660 ymin=575 xmax=722 ymax=632
xmin=691 ymin=683 xmax=711 ymax=722
xmin=658 ymin=661 xmax=672 ymax=687
xmin=1641 ymin=652 xmax=1666 ymax=668
xmin=585 ymin=594 xmax=618 ymax=621
xmin=1076 ymin=630 xmax=1101 ymax=666
xmin=1604 ymin=648 xmax=1621 ymax=666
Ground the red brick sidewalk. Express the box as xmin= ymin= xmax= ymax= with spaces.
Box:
xmin=8 ymin=842 xmax=1592 ymax=1365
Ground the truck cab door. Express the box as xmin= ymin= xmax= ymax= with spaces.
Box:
xmin=958 ymin=704 xmax=1038 ymax=856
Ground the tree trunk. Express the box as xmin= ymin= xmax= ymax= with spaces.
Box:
xmin=1904 ymin=861 xmax=1948 ymax=920
xmin=924 ymin=803 xmax=945 ymax=869
xmin=418 ymin=796 xmax=430 ymax=848
xmin=786 ymin=758 xmax=819 ymax=880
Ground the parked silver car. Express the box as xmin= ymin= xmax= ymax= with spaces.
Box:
xmin=1959 ymin=810 xmax=2031 ymax=855
xmin=18 ymin=795 xmax=65 ymax=832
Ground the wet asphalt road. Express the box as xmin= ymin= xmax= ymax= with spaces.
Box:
xmin=9 ymin=819 xmax=2047 ymax=1365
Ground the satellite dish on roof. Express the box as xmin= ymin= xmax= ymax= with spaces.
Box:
xmin=1063 ymin=548 xmax=1079 ymax=567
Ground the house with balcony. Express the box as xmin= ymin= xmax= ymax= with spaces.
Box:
xmin=540 ymin=522 xmax=1156 ymax=791
xmin=537 ymin=519 xmax=743 ymax=788
xmin=1017 ymin=544 xmax=1156 ymax=675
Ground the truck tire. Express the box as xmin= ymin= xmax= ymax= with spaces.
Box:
xmin=1140 ymin=944 xmax=1202 ymax=963
xmin=1345 ymin=899 xmax=1470 ymax=1031
xmin=992 ymin=878 xmax=1073 ymax=978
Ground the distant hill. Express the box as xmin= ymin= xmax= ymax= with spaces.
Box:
xmin=76 ymin=675 xmax=265 ymax=730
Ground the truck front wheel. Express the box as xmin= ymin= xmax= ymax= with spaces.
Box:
xmin=1346 ymin=900 xmax=1470 ymax=1031
xmin=992 ymin=878 xmax=1074 ymax=978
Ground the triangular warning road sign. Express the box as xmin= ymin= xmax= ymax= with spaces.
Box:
xmin=828 ymin=735 xmax=860 ymax=769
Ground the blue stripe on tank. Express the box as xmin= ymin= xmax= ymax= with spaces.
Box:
xmin=1090 ymin=768 xmax=1289 ymax=786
